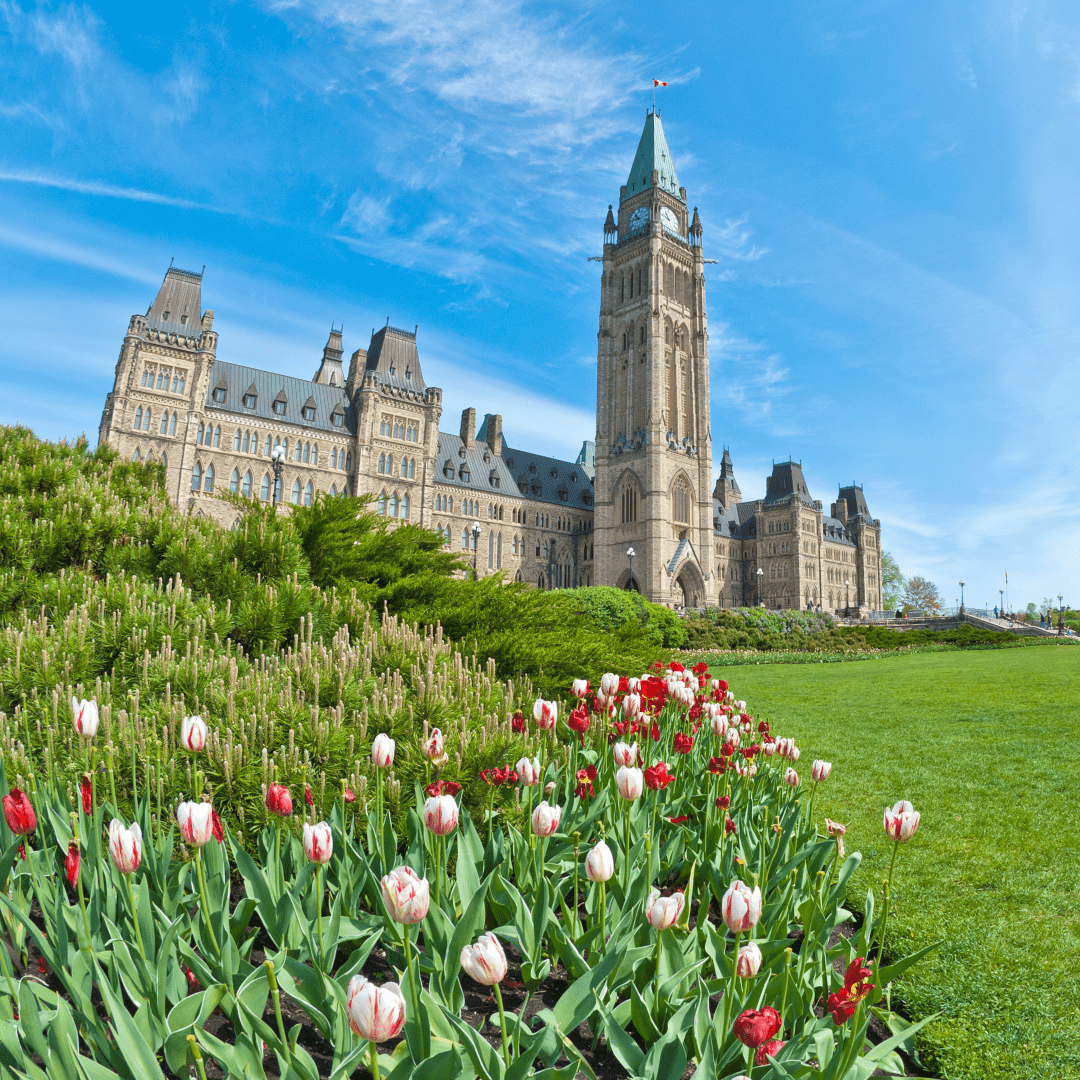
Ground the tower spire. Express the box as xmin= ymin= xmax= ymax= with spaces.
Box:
xmin=623 ymin=111 xmax=681 ymax=201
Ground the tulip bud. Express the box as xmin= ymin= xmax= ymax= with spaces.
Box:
xmin=622 ymin=692 xmax=641 ymax=718
xmin=71 ymin=697 xmax=100 ymax=739
xmin=721 ymin=879 xmax=762 ymax=932
xmin=727 ymin=729 xmax=741 ymax=749
xmin=789 ymin=745 xmax=800 ymax=762
xmin=645 ymin=888 xmax=685 ymax=930
xmin=812 ymin=759 xmax=832 ymax=783
xmin=180 ymin=715 xmax=207 ymax=752
xmin=423 ymin=728 xmax=448 ymax=765
xmin=381 ymin=865 xmax=430 ymax=924
xmin=612 ymin=741 xmax=638 ymax=767
xmin=571 ymin=679 xmax=590 ymax=699
xmin=108 ymin=819 xmax=143 ymax=873
xmin=736 ymin=941 xmax=762 ymax=977
xmin=584 ymin=840 xmax=614 ymax=883
xmin=755 ymin=1039 xmax=786 ymax=1066
xmin=2 ymin=788 xmax=35 ymax=836
xmin=883 ymin=799 xmax=920 ymax=842
xmin=423 ymin=794 xmax=459 ymax=836
xmin=176 ymin=801 xmax=213 ymax=846
xmin=532 ymin=699 xmax=557 ymax=729
xmin=784 ymin=768 xmax=799 ymax=787
xmin=543 ymin=780 xmax=556 ymax=796
xmin=460 ymin=931 xmax=508 ymax=985
xmin=615 ymin=765 xmax=643 ymax=800
xmin=346 ymin=976 xmax=407 ymax=1042
xmin=600 ymin=672 xmax=620 ymax=697
xmin=64 ymin=839 xmax=81 ymax=887
xmin=531 ymin=800 xmax=561 ymax=837
xmin=265 ymin=783 xmax=293 ymax=817
xmin=627 ymin=677 xmax=641 ymax=692
xmin=371 ymin=733 xmax=395 ymax=768
xmin=516 ymin=756 xmax=541 ymax=786
xmin=303 ymin=821 xmax=333 ymax=864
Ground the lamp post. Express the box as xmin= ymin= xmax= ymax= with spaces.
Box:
xmin=999 ymin=588 xmax=1004 ymax=619
xmin=270 ymin=444 xmax=286 ymax=508
xmin=626 ymin=547 xmax=635 ymax=592
xmin=756 ymin=567 xmax=764 ymax=608
xmin=844 ymin=577 xmax=850 ymax=618
xmin=959 ymin=579 xmax=965 ymax=616
xmin=471 ymin=521 xmax=481 ymax=581
xmin=1059 ymin=593 xmax=1065 ymax=636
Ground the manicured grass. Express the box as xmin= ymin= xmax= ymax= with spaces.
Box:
xmin=709 ymin=645 xmax=1079 ymax=1080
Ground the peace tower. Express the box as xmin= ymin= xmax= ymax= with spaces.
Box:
xmin=593 ymin=110 xmax=713 ymax=606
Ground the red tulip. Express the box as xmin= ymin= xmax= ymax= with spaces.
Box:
xmin=754 ymin=1039 xmax=785 ymax=1066
xmin=725 ymin=815 xmax=737 ymax=835
xmin=575 ymin=765 xmax=597 ymax=799
xmin=707 ymin=756 xmax=725 ymax=774
xmin=826 ymin=956 xmax=875 ymax=1023
xmin=425 ymin=779 xmax=462 ymax=798
xmin=716 ymin=794 xmax=730 ymax=809
xmin=211 ymin=809 xmax=224 ymax=843
xmin=344 ymin=787 xmax=357 ymax=803
xmin=64 ymin=840 xmax=80 ymax=887
xmin=673 ymin=733 xmax=694 ymax=755
xmin=265 ymin=783 xmax=293 ymax=817
xmin=643 ymin=762 xmax=674 ymax=791
xmin=304 ymin=785 xmax=314 ymax=808
xmin=732 ymin=1007 xmax=782 ymax=1048
xmin=567 ymin=705 xmax=590 ymax=739
xmin=511 ymin=710 xmax=527 ymax=734
xmin=3 ymin=788 xmax=36 ymax=835
xmin=80 ymin=774 xmax=93 ymax=815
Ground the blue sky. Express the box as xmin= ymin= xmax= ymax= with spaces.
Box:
xmin=1 ymin=0 xmax=1078 ymax=612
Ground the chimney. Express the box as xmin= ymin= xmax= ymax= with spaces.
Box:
xmin=485 ymin=413 xmax=503 ymax=455
xmin=201 ymin=310 xmax=215 ymax=332
xmin=460 ymin=407 xmax=476 ymax=449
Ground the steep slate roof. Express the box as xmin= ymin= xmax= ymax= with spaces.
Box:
xmin=837 ymin=485 xmax=871 ymax=519
xmin=435 ymin=432 xmax=516 ymax=498
xmin=822 ymin=517 xmax=856 ymax=546
xmin=364 ymin=325 xmax=426 ymax=393
xmin=763 ymin=460 xmax=815 ymax=506
xmin=624 ymin=111 xmax=682 ymax=201
xmin=501 ymin=442 xmax=595 ymax=509
xmin=574 ymin=440 xmax=595 ymax=480
xmin=146 ymin=266 xmax=204 ymax=336
xmin=204 ymin=360 xmax=356 ymax=435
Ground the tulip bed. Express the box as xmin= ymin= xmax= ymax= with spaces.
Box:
xmin=0 ymin=665 xmax=936 ymax=1080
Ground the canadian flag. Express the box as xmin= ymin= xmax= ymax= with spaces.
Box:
xmin=653 ymin=79 xmax=667 ymax=87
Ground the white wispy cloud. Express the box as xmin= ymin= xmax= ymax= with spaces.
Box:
xmin=0 ymin=169 xmax=217 ymax=211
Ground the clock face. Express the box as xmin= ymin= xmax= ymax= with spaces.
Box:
xmin=660 ymin=207 xmax=680 ymax=234
xmin=629 ymin=207 xmax=650 ymax=232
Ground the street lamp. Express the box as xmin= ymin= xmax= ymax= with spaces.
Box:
xmin=959 ymin=579 xmax=965 ymax=615
xmin=1059 ymin=594 xmax=1065 ymax=636
xmin=999 ymin=588 xmax=1004 ymax=619
xmin=756 ymin=567 xmax=764 ymax=608
xmin=844 ymin=577 xmax=850 ymax=618
xmin=470 ymin=521 xmax=481 ymax=581
xmin=626 ymin=547 xmax=635 ymax=592
xmin=270 ymin=444 xmax=286 ymax=507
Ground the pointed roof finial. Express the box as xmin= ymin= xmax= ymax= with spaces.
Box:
xmin=624 ymin=111 xmax=681 ymax=202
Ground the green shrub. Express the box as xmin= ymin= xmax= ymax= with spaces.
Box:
xmin=562 ymin=585 xmax=688 ymax=648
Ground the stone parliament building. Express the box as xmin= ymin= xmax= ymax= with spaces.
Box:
xmin=97 ymin=111 xmax=884 ymax=615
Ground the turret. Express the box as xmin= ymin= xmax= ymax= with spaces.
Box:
xmin=313 ymin=326 xmax=346 ymax=387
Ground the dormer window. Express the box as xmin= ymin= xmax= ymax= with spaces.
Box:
xmin=243 ymin=393 xmax=257 ymax=409
xmin=163 ymin=310 xmax=170 ymax=320
xmin=330 ymin=407 xmax=345 ymax=427
xmin=459 ymin=465 xmax=470 ymax=482
xmin=212 ymin=380 xmax=227 ymax=404
xmin=302 ymin=406 xmax=315 ymax=421
xmin=443 ymin=460 xmax=455 ymax=479
xmin=180 ymin=314 xmax=187 ymax=325
xmin=272 ymin=391 xmax=288 ymax=415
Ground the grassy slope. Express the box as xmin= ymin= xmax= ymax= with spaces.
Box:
xmin=717 ymin=646 xmax=1079 ymax=1080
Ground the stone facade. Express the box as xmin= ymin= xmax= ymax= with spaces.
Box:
xmin=96 ymin=113 xmax=883 ymax=615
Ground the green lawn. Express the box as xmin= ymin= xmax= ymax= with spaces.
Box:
xmin=713 ymin=645 xmax=1080 ymax=1080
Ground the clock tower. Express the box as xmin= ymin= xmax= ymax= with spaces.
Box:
xmin=594 ymin=110 xmax=713 ymax=607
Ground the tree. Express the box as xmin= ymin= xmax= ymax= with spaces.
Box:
xmin=902 ymin=575 xmax=942 ymax=614
xmin=880 ymin=551 xmax=904 ymax=611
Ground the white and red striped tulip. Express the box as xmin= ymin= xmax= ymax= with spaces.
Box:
xmin=460 ymin=932 xmax=508 ymax=985
xmin=721 ymin=879 xmax=762 ymax=932
xmin=531 ymin=800 xmax=561 ymax=837
xmin=108 ymin=819 xmax=142 ymax=873
xmin=616 ymin=765 xmax=643 ymax=800
xmin=381 ymin=865 xmax=430 ymax=924
xmin=645 ymin=888 xmax=685 ymax=930
xmin=176 ymin=801 xmax=213 ymax=846
xmin=371 ymin=733 xmax=395 ymax=768
xmin=346 ymin=976 xmax=406 ymax=1042
xmin=72 ymin=697 xmax=99 ymax=739
xmin=883 ymin=800 xmax=920 ymax=842
xmin=180 ymin=714 xmax=207 ymax=752
xmin=303 ymin=821 xmax=333 ymax=864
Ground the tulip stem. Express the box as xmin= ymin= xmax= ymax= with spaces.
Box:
xmin=727 ymin=929 xmax=742 ymax=1031
xmin=597 ymin=879 xmax=606 ymax=957
xmin=514 ymin=989 xmax=531 ymax=1059
xmin=265 ymin=960 xmax=292 ymax=1064
xmin=187 ymin=1034 xmax=210 ymax=1080
xmin=654 ymin=928 xmax=664 ymax=1015
xmin=622 ymin=801 xmax=632 ymax=898
xmin=494 ymin=981 xmax=510 ymax=1064
xmin=124 ymin=872 xmax=147 ymax=961
xmin=76 ymin=868 xmax=93 ymax=953
xmin=369 ymin=1039 xmax=380 ymax=1080
xmin=875 ymin=841 xmax=900 ymax=974
xmin=401 ymin=923 xmax=421 ymax=1031
xmin=779 ymin=947 xmax=792 ymax=1035
xmin=194 ymin=847 xmax=222 ymax=960
xmin=314 ymin=864 xmax=325 ymax=968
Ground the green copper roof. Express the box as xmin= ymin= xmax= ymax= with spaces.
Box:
xmin=624 ymin=111 xmax=681 ymax=201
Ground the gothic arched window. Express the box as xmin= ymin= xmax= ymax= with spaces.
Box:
xmin=230 ymin=468 xmax=240 ymax=493
xmin=243 ymin=470 xmax=252 ymax=497
xmin=160 ymin=412 xmax=169 ymax=435
xmin=261 ymin=474 xmax=270 ymax=501
xmin=378 ymin=453 xmax=385 ymax=474
xmin=401 ymin=494 xmax=410 ymax=519
xmin=672 ymin=476 xmax=691 ymax=525
xmin=233 ymin=429 xmax=241 ymax=450
xmin=169 ymin=412 xmax=177 ymax=436
xmin=304 ymin=481 xmax=313 ymax=507
xmin=204 ymin=464 xmax=215 ymax=492
xmin=291 ymin=479 xmax=301 ymax=505
xmin=135 ymin=408 xmax=143 ymax=430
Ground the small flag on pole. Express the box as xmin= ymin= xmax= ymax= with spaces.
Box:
xmin=653 ymin=79 xmax=667 ymax=87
